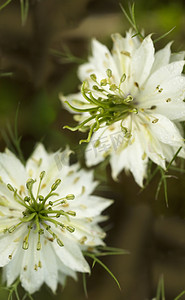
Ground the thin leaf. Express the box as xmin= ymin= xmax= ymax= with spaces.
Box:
xmin=166 ymin=146 xmax=182 ymax=171
xmin=50 ymin=48 xmax=85 ymax=64
xmin=169 ymin=166 xmax=185 ymax=174
xmin=0 ymin=72 xmax=13 ymax=77
xmin=97 ymin=245 xmax=128 ymax=253
xmin=85 ymin=252 xmax=121 ymax=290
xmin=20 ymin=0 xmax=29 ymax=26
xmin=154 ymin=26 xmax=176 ymax=43
xmin=156 ymin=275 xmax=165 ymax=300
xmin=82 ymin=273 xmax=88 ymax=298
xmin=174 ymin=291 xmax=185 ymax=300
xmin=0 ymin=0 xmax=12 ymax=10
xmin=119 ymin=3 xmax=133 ymax=27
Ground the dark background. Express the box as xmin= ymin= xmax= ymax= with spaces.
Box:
xmin=0 ymin=0 xmax=185 ymax=299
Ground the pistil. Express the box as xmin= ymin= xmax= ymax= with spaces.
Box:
xmin=5 ymin=171 xmax=76 ymax=251
xmin=63 ymin=69 xmax=138 ymax=143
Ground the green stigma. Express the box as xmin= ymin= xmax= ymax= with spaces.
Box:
xmin=63 ymin=70 xmax=138 ymax=144
xmin=5 ymin=171 xmax=76 ymax=251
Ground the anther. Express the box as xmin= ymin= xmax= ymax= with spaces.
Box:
xmin=8 ymin=225 xmax=16 ymax=233
xmin=66 ymin=226 xmax=75 ymax=233
xmin=38 ymin=195 xmax=44 ymax=201
xmin=100 ymin=79 xmax=107 ymax=86
xmin=90 ymin=74 xmax=97 ymax=81
xmin=26 ymin=179 xmax=36 ymax=190
xmin=67 ymin=211 xmax=76 ymax=216
xmin=38 ymin=261 xmax=42 ymax=268
xmin=38 ymin=229 xmax=44 ymax=235
xmin=7 ymin=184 xmax=14 ymax=192
xmin=22 ymin=240 xmax=29 ymax=250
xmin=37 ymin=241 xmax=41 ymax=251
xmin=152 ymin=118 xmax=159 ymax=124
xmin=57 ymin=239 xmax=64 ymax=247
xmin=24 ymin=196 xmax=30 ymax=202
xmin=120 ymin=73 xmax=126 ymax=83
xmin=109 ymin=84 xmax=117 ymax=91
xmin=40 ymin=171 xmax=45 ymax=180
xmin=51 ymin=179 xmax=61 ymax=191
xmin=66 ymin=194 xmax=75 ymax=200
xmin=106 ymin=69 xmax=112 ymax=78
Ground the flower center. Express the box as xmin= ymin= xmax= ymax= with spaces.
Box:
xmin=5 ymin=171 xmax=76 ymax=251
xmin=64 ymin=69 xmax=138 ymax=143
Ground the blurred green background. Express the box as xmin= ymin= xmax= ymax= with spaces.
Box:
xmin=0 ymin=0 xmax=185 ymax=299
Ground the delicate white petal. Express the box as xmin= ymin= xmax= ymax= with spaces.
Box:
xmin=170 ymin=51 xmax=185 ymax=62
xmin=148 ymin=101 xmax=185 ymax=121
xmin=53 ymin=234 xmax=90 ymax=273
xmin=20 ymin=234 xmax=44 ymax=294
xmin=0 ymin=227 xmax=24 ymax=267
xmin=89 ymin=39 xmax=120 ymax=82
xmin=110 ymin=132 xmax=148 ymax=187
xmin=0 ymin=150 xmax=26 ymax=188
xmin=150 ymin=42 xmax=172 ymax=73
xmin=71 ymin=195 xmax=113 ymax=218
xmin=41 ymin=239 xmax=58 ymax=293
xmin=131 ymin=35 xmax=155 ymax=86
xmin=142 ymin=61 xmax=185 ymax=95
xmin=149 ymin=114 xmax=184 ymax=146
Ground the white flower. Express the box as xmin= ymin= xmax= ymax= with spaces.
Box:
xmin=60 ymin=29 xmax=185 ymax=186
xmin=0 ymin=144 xmax=112 ymax=294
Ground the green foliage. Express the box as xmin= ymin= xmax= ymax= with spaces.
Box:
xmin=0 ymin=278 xmax=34 ymax=300
xmin=50 ymin=46 xmax=86 ymax=65
xmin=0 ymin=0 xmax=29 ymax=25
xmin=83 ymin=246 xmax=129 ymax=295
xmin=120 ymin=2 xmax=176 ymax=43
xmin=120 ymin=3 xmax=144 ymax=40
xmin=142 ymin=147 xmax=183 ymax=207
xmin=155 ymin=275 xmax=185 ymax=300
xmin=1 ymin=104 xmax=25 ymax=165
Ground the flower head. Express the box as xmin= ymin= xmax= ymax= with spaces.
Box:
xmin=60 ymin=30 xmax=185 ymax=186
xmin=0 ymin=144 xmax=112 ymax=294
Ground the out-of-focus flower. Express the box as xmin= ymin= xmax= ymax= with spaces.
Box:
xmin=60 ymin=29 xmax=185 ymax=186
xmin=0 ymin=144 xmax=112 ymax=294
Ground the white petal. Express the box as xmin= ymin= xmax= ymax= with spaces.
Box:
xmin=71 ymin=195 xmax=113 ymax=218
xmin=59 ymin=167 xmax=98 ymax=197
xmin=0 ymin=150 xmax=26 ymax=188
xmin=138 ymin=75 xmax=185 ymax=109
xmin=57 ymin=258 xmax=77 ymax=285
xmin=78 ymin=62 xmax=96 ymax=82
xmin=53 ymin=234 xmax=90 ymax=273
xmin=170 ymin=51 xmax=185 ymax=62
xmin=143 ymin=61 xmax=185 ymax=94
xmin=149 ymin=101 xmax=185 ymax=121
xmin=20 ymin=233 xmax=45 ymax=294
xmin=89 ymin=39 xmax=120 ymax=83
xmin=150 ymin=42 xmax=172 ymax=73
xmin=131 ymin=35 xmax=155 ymax=86
xmin=0 ymin=227 xmax=24 ymax=267
xmin=149 ymin=114 xmax=184 ymax=146
xmin=110 ymin=135 xmax=148 ymax=187
xmin=42 ymin=240 xmax=58 ymax=293
xmin=85 ymin=122 xmax=122 ymax=167
xmin=4 ymin=247 xmax=22 ymax=286
xmin=71 ymin=220 xmax=105 ymax=247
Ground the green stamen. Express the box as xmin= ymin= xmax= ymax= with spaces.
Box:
xmin=5 ymin=174 xmax=76 ymax=251
xmin=63 ymin=72 xmax=138 ymax=144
